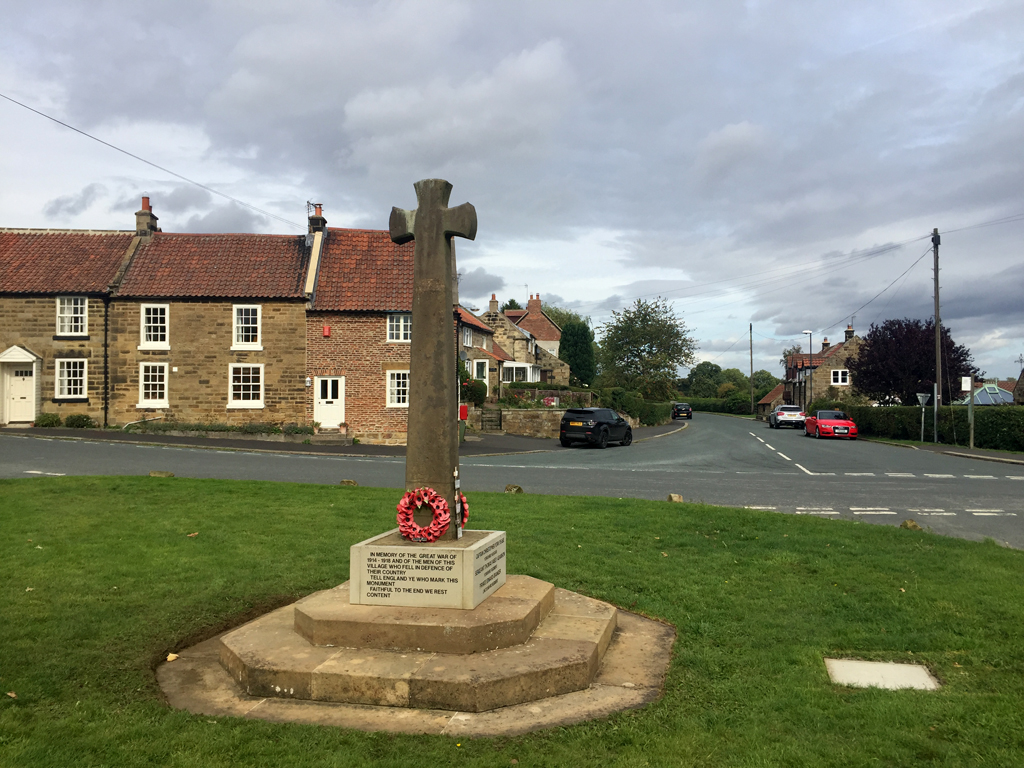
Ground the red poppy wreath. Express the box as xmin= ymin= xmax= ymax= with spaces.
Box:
xmin=396 ymin=487 xmax=469 ymax=542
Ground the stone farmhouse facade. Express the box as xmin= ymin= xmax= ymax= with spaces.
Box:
xmin=481 ymin=295 xmax=570 ymax=387
xmin=2 ymin=199 xmax=575 ymax=443
xmin=503 ymin=293 xmax=562 ymax=357
xmin=783 ymin=325 xmax=861 ymax=408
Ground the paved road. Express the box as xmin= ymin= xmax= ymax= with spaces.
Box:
xmin=3 ymin=414 xmax=1022 ymax=547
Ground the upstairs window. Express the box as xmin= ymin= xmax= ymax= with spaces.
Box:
xmin=463 ymin=327 xmax=473 ymax=347
xmin=56 ymin=297 xmax=88 ymax=336
xmin=831 ymin=369 xmax=850 ymax=386
xmin=139 ymin=304 xmax=170 ymax=350
xmin=56 ymin=359 xmax=87 ymax=399
xmin=387 ymin=313 xmax=412 ymax=342
xmin=232 ymin=305 xmax=262 ymax=350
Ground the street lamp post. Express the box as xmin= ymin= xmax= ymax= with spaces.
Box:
xmin=803 ymin=330 xmax=813 ymax=411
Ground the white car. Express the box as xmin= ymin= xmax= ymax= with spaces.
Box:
xmin=769 ymin=405 xmax=805 ymax=429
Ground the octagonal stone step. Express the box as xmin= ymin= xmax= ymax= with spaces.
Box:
xmin=295 ymin=575 xmax=554 ymax=654
xmin=219 ymin=584 xmax=617 ymax=712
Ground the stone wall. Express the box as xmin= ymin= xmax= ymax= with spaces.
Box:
xmin=307 ymin=311 xmax=411 ymax=445
xmin=0 ymin=295 xmax=109 ymax=424
xmin=500 ymin=409 xmax=562 ymax=438
xmin=107 ymin=299 xmax=307 ymax=426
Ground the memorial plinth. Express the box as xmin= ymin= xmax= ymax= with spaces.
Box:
xmin=350 ymin=529 xmax=506 ymax=610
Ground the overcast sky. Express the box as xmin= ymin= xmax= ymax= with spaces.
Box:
xmin=2 ymin=0 xmax=1023 ymax=378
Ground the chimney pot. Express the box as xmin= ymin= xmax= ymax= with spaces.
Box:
xmin=141 ymin=196 xmax=151 ymax=212
xmin=136 ymin=197 xmax=158 ymax=236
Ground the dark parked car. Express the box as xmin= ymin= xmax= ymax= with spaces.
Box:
xmin=672 ymin=402 xmax=693 ymax=419
xmin=560 ymin=407 xmax=632 ymax=448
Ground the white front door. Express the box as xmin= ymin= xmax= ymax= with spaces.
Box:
xmin=314 ymin=376 xmax=345 ymax=429
xmin=6 ymin=365 xmax=35 ymax=422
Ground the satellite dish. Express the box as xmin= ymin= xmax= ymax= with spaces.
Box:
xmin=459 ymin=351 xmax=468 ymax=361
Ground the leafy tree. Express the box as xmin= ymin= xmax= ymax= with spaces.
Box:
xmin=721 ymin=367 xmax=750 ymax=392
xmin=499 ymin=298 xmax=522 ymax=312
xmin=559 ymin=319 xmax=596 ymax=385
xmin=598 ymin=297 xmax=698 ymax=397
xmin=717 ymin=382 xmax=738 ymax=398
xmin=780 ymin=344 xmax=802 ymax=370
xmin=751 ymin=369 xmax=780 ymax=392
xmin=542 ymin=303 xmax=589 ymax=330
xmin=847 ymin=318 xmax=979 ymax=405
xmin=685 ymin=361 xmax=723 ymax=398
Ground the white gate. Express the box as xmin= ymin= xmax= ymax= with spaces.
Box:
xmin=313 ymin=376 xmax=345 ymax=429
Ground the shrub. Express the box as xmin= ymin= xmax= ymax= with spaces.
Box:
xmin=283 ymin=424 xmax=315 ymax=435
xmin=461 ymin=379 xmax=487 ymax=407
xmin=239 ymin=422 xmax=282 ymax=435
xmin=34 ymin=413 xmax=62 ymax=428
xmin=63 ymin=414 xmax=95 ymax=429
xmin=843 ymin=405 xmax=1024 ymax=452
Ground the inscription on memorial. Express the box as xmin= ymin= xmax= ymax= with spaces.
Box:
xmin=351 ymin=529 xmax=507 ymax=609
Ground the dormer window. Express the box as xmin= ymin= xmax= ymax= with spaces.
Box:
xmin=56 ymin=297 xmax=88 ymax=336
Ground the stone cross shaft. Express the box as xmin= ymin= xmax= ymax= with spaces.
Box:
xmin=390 ymin=179 xmax=477 ymax=540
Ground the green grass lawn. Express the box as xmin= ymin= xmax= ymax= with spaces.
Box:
xmin=2 ymin=477 xmax=1023 ymax=767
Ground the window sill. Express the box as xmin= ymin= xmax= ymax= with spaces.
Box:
xmin=138 ymin=344 xmax=171 ymax=352
xmin=137 ymin=402 xmax=169 ymax=409
xmin=52 ymin=397 xmax=89 ymax=404
xmin=227 ymin=402 xmax=265 ymax=410
xmin=386 ymin=403 xmax=409 ymax=409
xmin=230 ymin=345 xmax=264 ymax=352
xmin=386 ymin=340 xmax=412 ymax=344
xmin=53 ymin=335 xmax=90 ymax=341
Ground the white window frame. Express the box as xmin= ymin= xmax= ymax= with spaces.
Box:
xmin=56 ymin=296 xmax=88 ymax=336
xmin=137 ymin=362 xmax=169 ymax=408
xmin=387 ymin=369 xmax=410 ymax=408
xmin=231 ymin=305 xmax=263 ymax=351
xmin=138 ymin=304 xmax=170 ymax=350
xmin=502 ymin=363 xmax=539 ymax=383
xmin=387 ymin=313 xmax=412 ymax=343
xmin=228 ymin=364 xmax=265 ymax=409
xmin=462 ymin=327 xmax=473 ymax=347
xmin=474 ymin=360 xmax=488 ymax=380
xmin=55 ymin=358 xmax=88 ymax=399
xmin=831 ymin=369 xmax=850 ymax=386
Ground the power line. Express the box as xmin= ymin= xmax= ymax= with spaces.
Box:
xmin=0 ymin=90 xmax=305 ymax=231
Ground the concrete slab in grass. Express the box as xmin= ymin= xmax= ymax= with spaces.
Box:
xmin=824 ymin=658 xmax=941 ymax=690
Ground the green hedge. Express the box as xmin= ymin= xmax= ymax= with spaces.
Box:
xmin=505 ymin=382 xmax=592 ymax=393
xmin=460 ymin=379 xmax=487 ymax=406
xmin=34 ymin=413 xmax=62 ymax=428
xmin=843 ymin=405 xmax=1024 ymax=452
xmin=686 ymin=396 xmax=751 ymax=415
xmin=596 ymin=388 xmax=673 ymax=425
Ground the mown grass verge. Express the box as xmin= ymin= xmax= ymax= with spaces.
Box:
xmin=2 ymin=477 xmax=1023 ymax=767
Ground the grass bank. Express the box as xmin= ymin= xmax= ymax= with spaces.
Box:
xmin=2 ymin=477 xmax=1023 ymax=767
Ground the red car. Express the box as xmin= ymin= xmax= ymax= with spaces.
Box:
xmin=804 ymin=410 xmax=858 ymax=439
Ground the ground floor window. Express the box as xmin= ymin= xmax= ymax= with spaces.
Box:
xmin=138 ymin=363 xmax=168 ymax=408
xmin=229 ymin=364 xmax=264 ymax=408
xmin=56 ymin=359 xmax=87 ymax=399
xmin=387 ymin=370 xmax=410 ymax=407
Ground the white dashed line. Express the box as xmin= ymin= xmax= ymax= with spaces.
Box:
xmin=745 ymin=506 xmax=777 ymax=510
xmin=908 ymin=508 xmax=945 ymax=512
xmin=850 ymin=507 xmax=890 ymax=511
xmin=777 ymin=453 xmax=792 ymax=461
xmin=925 ymin=474 xmax=955 ymax=478
xmin=765 ymin=444 xmax=776 ymax=451
xmin=853 ymin=510 xmax=897 ymax=515
xmin=795 ymin=464 xmax=815 ymax=475
xmin=756 ymin=437 xmax=765 ymax=443
xmin=795 ymin=509 xmax=838 ymax=515
xmin=1008 ymin=476 xmax=1024 ymax=481
xmin=965 ymin=475 xmax=996 ymax=479
xmin=24 ymin=470 xmax=42 ymax=474
xmin=886 ymin=473 xmax=915 ymax=477
xmin=918 ymin=512 xmax=956 ymax=516
xmin=845 ymin=472 xmax=875 ymax=476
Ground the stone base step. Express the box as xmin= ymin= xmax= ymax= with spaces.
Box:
xmin=219 ymin=583 xmax=617 ymax=713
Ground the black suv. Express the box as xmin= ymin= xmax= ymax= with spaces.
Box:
xmin=672 ymin=402 xmax=692 ymax=419
xmin=559 ymin=408 xmax=632 ymax=448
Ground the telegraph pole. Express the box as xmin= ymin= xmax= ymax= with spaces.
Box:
xmin=749 ymin=323 xmax=754 ymax=414
xmin=932 ymin=228 xmax=941 ymax=443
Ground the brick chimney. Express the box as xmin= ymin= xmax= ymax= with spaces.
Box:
xmin=135 ymin=196 xmax=159 ymax=236
xmin=820 ymin=337 xmax=830 ymax=351
xmin=489 ymin=293 xmax=499 ymax=312
xmin=845 ymin=324 xmax=855 ymax=341
xmin=308 ymin=203 xmax=327 ymax=233
xmin=527 ymin=293 xmax=542 ymax=315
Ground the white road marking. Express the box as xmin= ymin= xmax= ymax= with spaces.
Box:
xmin=746 ymin=506 xmax=777 ymax=510
xmin=756 ymin=437 xmax=765 ymax=443
xmin=765 ymin=444 xmax=775 ymax=451
xmin=845 ymin=472 xmax=875 ymax=476
xmin=886 ymin=473 xmax=915 ymax=477
xmin=795 ymin=509 xmax=838 ymax=515
xmin=925 ymin=474 xmax=955 ymax=478
xmin=967 ymin=508 xmax=1005 ymax=513
xmin=965 ymin=475 xmax=996 ymax=479
xmin=908 ymin=508 xmax=945 ymax=512
xmin=749 ymin=432 xmax=757 ymax=437
xmin=795 ymin=464 xmax=815 ymax=475
xmin=853 ymin=510 xmax=897 ymax=515
xmin=919 ymin=512 xmax=957 ymax=516
xmin=851 ymin=507 xmax=890 ymax=511
xmin=777 ymin=453 xmax=792 ymax=461
xmin=971 ymin=512 xmax=1016 ymax=517
xmin=24 ymin=470 xmax=42 ymax=474
xmin=1008 ymin=476 xmax=1024 ymax=481
xmin=22 ymin=470 xmax=65 ymax=476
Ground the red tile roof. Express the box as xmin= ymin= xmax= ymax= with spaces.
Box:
xmin=117 ymin=232 xmax=308 ymax=299
xmin=457 ymin=306 xmax=492 ymax=333
xmin=0 ymin=229 xmax=135 ymax=294
xmin=758 ymin=383 xmax=785 ymax=405
xmin=512 ymin=310 xmax=561 ymax=341
xmin=479 ymin=342 xmax=513 ymax=362
xmin=312 ymin=228 xmax=414 ymax=311
xmin=504 ymin=309 xmax=527 ymax=321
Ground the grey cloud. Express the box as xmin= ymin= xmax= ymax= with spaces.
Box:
xmin=181 ymin=204 xmax=268 ymax=233
xmin=457 ymin=267 xmax=505 ymax=301
xmin=43 ymin=183 xmax=106 ymax=218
